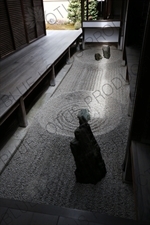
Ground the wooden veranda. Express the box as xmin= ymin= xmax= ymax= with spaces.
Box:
xmin=0 ymin=30 xmax=83 ymax=127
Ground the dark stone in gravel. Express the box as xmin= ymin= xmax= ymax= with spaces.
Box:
xmin=70 ymin=111 xmax=107 ymax=184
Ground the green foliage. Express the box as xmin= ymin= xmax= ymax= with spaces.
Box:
xmin=67 ymin=0 xmax=98 ymax=24
xmin=74 ymin=21 xmax=81 ymax=30
xmin=67 ymin=0 xmax=81 ymax=24
xmin=87 ymin=0 xmax=98 ymax=20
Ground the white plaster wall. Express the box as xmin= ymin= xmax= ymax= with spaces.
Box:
xmin=43 ymin=1 xmax=69 ymax=23
xmin=84 ymin=28 xmax=119 ymax=43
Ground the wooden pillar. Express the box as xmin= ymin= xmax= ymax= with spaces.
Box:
xmin=67 ymin=47 xmax=71 ymax=63
xmin=122 ymin=129 xmax=133 ymax=182
xmin=81 ymin=0 xmax=85 ymax=50
xmin=76 ymin=39 xmax=80 ymax=51
xmin=50 ymin=65 xmax=55 ymax=86
xmin=81 ymin=0 xmax=85 ymax=22
xmin=18 ymin=97 xmax=28 ymax=127
xmin=82 ymin=29 xmax=85 ymax=50
xmin=68 ymin=47 xmax=70 ymax=59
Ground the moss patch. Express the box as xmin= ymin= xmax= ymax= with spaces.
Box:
xmin=46 ymin=23 xmax=75 ymax=30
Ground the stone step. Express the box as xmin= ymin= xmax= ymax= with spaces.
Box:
xmin=0 ymin=198 xmax=148 ymax=225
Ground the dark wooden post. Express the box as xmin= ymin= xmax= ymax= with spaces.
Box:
xmin=81 ymin=0 xmax=85 ymax=49
xmin=81 ymin=0 xmax=85 ymax=22
xmin=122 ymin=0 xmax=130 ymax=60
xmin=67 ymin=46 xmax=71 ymax=63
xmin=18 ymin=97 xmax=28 ymax=127
xmin=50 ymin=65 xmax=56 ymax=86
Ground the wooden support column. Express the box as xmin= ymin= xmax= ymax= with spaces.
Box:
xmin=50 ymin=65 xmax=55 ymax=86
xmin=68 ymin=47 xmax=70 ymax=59
xmin=82 ymin=29 xmax=85 ymax=50
xmin=66 ymin=47 xmax=71 ymax=64
xmin=81 ymin=0 xmax=85 ymax=50
xmin=76 ymin=39 xmax=80 ymax=52
xmin=122 ymin=138 xmax=132 ymax=183
xmin=126 ymin=66 xmax=129 ymax=81
xmin=18 ymin=97 xmax=28 ymax=127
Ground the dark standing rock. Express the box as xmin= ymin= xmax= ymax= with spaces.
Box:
xmin=102 ymin=45 xmax=110 ymax=59
xmin=70 ymin=109 xmax=107 ymax=184
xmin=95 ymin=53 xmax=102 ymax=61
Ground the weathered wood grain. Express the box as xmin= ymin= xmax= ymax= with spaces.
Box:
xmin=0 ymin=30 xmax=82 ymax=124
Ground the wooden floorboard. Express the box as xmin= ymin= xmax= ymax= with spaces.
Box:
xmin=0 ymin=30 xmax=82 ymax=121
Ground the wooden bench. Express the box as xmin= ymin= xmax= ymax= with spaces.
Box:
xmin=0 ymin=30 xmax=83 ymax=128
xmin=131 ymin=141 xmax=150 ymax=223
